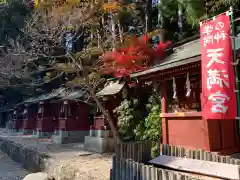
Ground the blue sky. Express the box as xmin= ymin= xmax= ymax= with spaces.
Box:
xmin=152 ymin=0 xmax=159 ymax=6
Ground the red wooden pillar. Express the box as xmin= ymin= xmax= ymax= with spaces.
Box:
xmin=52 ymin=100 xmax=90 ymax=143
xmin=161 ymin=80 xmax=168 ymax=144
xmin=36 ymin=101 xmax=58 ymax=137
xmin=22 ymin=104 xmax=38 ymax=134
xmin=36 ymin=102 xmax=44 ymax=132
xmin=58 ymin=100 xmax=90 ymax=131
xmin=12 ymin=109 xmax=18 ymax=131
xmin=58 ymin=100 xmax=68 ymax=131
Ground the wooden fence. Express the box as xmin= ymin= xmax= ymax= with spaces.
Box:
xmin=115 ymin=140 xmax=152 ymax=163
xmin=161 ymin=144 xmax=240 ymax=165
xmin=110 ymin=156 xmax=212 ymax=180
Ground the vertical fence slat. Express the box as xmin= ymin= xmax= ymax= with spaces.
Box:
xmin=111 ymin=156 xmax=116 ymax=180
xmin=157 ymin=169 xmax=163 ymax=180
xmin=139 ymin=163 xmax=144 ymax=180
xmin=115 ymin=140 xmax=152 ymax=163
xmin=135 ymin=160 xmax=139 ymax=180
xmin=162 ymin=169 xmax=168 ymax=180
xmin=111 ymin=156 xmax=227 ymax=180
xmin=129 ymin=159 xmax=132 ymax=180
xmin=114 ymin=142 xmax=240 ymax=180
xmin=150 ymin=166 xmax=156 ymax=180
xmin=120 ymin=157 xmax=123 ymax=180
xmin=162 ymin=144 xmax=167 ymax=155
xmin=180 ymin=147 xmax=185 ymax=157
xmin=125 ymin=159 xmax=129 ymax=180
xmin=199 ymin=149 xmax=203 ymax=160
xmin=116 ymin=156 xmax=120 ymax=180
xmin=145 ymin=165 xmax=150 ymax=180
xmin=226 ymin=156 xmax=231 ymax=164
xmin=171 ymin=146 xmax=176 ymax=156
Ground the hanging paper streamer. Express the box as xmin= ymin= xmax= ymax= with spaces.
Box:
xmin=173 ymin=77 xmax=177 ymax=99
xmin=186 ymin=73 xmax=191 ymax=97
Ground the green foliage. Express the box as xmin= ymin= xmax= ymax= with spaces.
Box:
xmin=114 ymin=99 xmax=144 ymax=141
xmin=142 ymin=94 xmax=161 ymax=157
xmin=115 ymin=92 xmax=162 ymax=157
xmin=0 ymin=0 xmax=32 ymax=45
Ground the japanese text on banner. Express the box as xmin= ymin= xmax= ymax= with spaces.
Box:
xmin=200 ymin=14 xmax=237 ymax=119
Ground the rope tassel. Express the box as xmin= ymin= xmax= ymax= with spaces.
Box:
xmin=186 ymin=73 xmax=191 ymax=97
xmin=173 ymin=77 xmax=177 ymax=99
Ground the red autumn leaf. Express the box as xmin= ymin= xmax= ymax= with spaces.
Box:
xmin=102 ymin=35 xmax=172 ymax=78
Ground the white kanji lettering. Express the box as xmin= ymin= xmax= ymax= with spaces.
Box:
xmin=203 ymin=35 xmax=213 ymax=46
xmin=214 ymin=31 xmax=228 ymax=43
xmin=208 ymin=91 xmax=229 ymax=113
xmin=207 ymin=69 xmax=229 ymax=90
xmin=203 ymin=24 xmax=213 ymax=35
xmin=206 ymin=48 xmax=225 ymax=68
xmin=215 ymin=22 xmax=224 ymax=31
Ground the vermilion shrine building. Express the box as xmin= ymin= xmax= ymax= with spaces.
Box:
xmin=131 ymin=37 xmax=240 ymax=154
xmin=7 ymin=88 xmax=92 ymax=144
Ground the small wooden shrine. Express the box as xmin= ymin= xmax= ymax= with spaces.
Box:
xmin=12 ymin=105 xmax=24 ymax=132
xmin=52 ymin=90 xmax=90 ymax=143
xmin=22 ymin=99 xmax=39 ymax=134
xmin=58 ymin=91 xmax=89 ymax=131
xmin=131 ymin=38 xmax=240 ymax=154
xmin=95 ymin=81 xmax=126 ymax=130
xmin=35 ymin=88 xmax=65 ymax=137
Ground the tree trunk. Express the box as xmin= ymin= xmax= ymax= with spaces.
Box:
xmin=157 ymin=0 xmax=164 ymax=42
xmin=110 ymin=14 xmax=116 ymax=50
xmin=146 ymin=0 xmax=152 ymax=33
xmin=178 ymin=3 xmax=183 ymax=40
xmin=97 ymin=30 xmax=100 ymax=48
xmin=71 ymin=56 xmax=121 ymax=142
xmin=87 ymin=85 xmax=120 ymax=142
xmin=117 ymin=20 xmax=123 ymax=43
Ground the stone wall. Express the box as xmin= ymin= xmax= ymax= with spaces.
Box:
xmin=0 ymin=138 xmax=49 ymax=172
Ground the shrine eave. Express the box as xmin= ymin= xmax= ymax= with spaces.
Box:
xmin=15 ymin=88 xmax=67 ymax=107
xmin=0 ymin=104 xmax=15 ymax=112
xmin=61 ymin=90 xmax=89 ymax=101
xmin=131 ymin=39 xmax=201 ymax=78
xmin=131 ymin=36 xmax=240 ymax=78
xmin=96 ymin=81 xmax=125 ymax=97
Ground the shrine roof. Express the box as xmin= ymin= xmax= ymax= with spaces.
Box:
xmin=0 ymin=104 xmax=15 ymax=112
xmin=131 ymin=39 xmax=201 ymax=78
xmin=131 ymin=36 xmax=240 ymax=78
xmin=17 ymin=88 xmax=67 ymax=105
xmin=61 ymin=90 xmax=89 ymax=100
xmin=96 ymin=81 xmax=125 ymax=96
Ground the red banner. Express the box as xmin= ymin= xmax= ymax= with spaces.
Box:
xmin=200 ymin=13 xmax=237 ymax=119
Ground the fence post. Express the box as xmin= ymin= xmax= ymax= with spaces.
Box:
xmin=115 ymin=140 xmax=152 ymax=163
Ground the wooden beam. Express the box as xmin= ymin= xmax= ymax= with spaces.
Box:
xmin=149 ymin=155 xmax=240 ymax=180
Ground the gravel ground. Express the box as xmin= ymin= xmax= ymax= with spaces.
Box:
xmin=0 ymin=129 xmax=113 ymax=180
xmin=0 ymin=151 xmax=29 ymax=180
xmin=46 ymin=153 xmax=112 ymax=180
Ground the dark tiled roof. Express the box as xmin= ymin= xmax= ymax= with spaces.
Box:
xmin=16 ymin=88 xmax=67 ymax=106
xmin=0 ymin=104 xmax=15 ymax=112
xmin=61 ymin=90 xmax=88 ymax=100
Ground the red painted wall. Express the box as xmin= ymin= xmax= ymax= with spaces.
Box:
xmin=36 ymin=102 xmax=60 ymax=132
xmin=163 ymin=117 xmax=239 ymax=154
xmin=94 ymin=115 xmax=107 ymax=130
xmin=23 ymin=105 xmax=38 ymax=130
xmin=58 ymin=101 xmax=90 ymax=131
xmin=166 ymin=118 xmax=207 ymax=150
